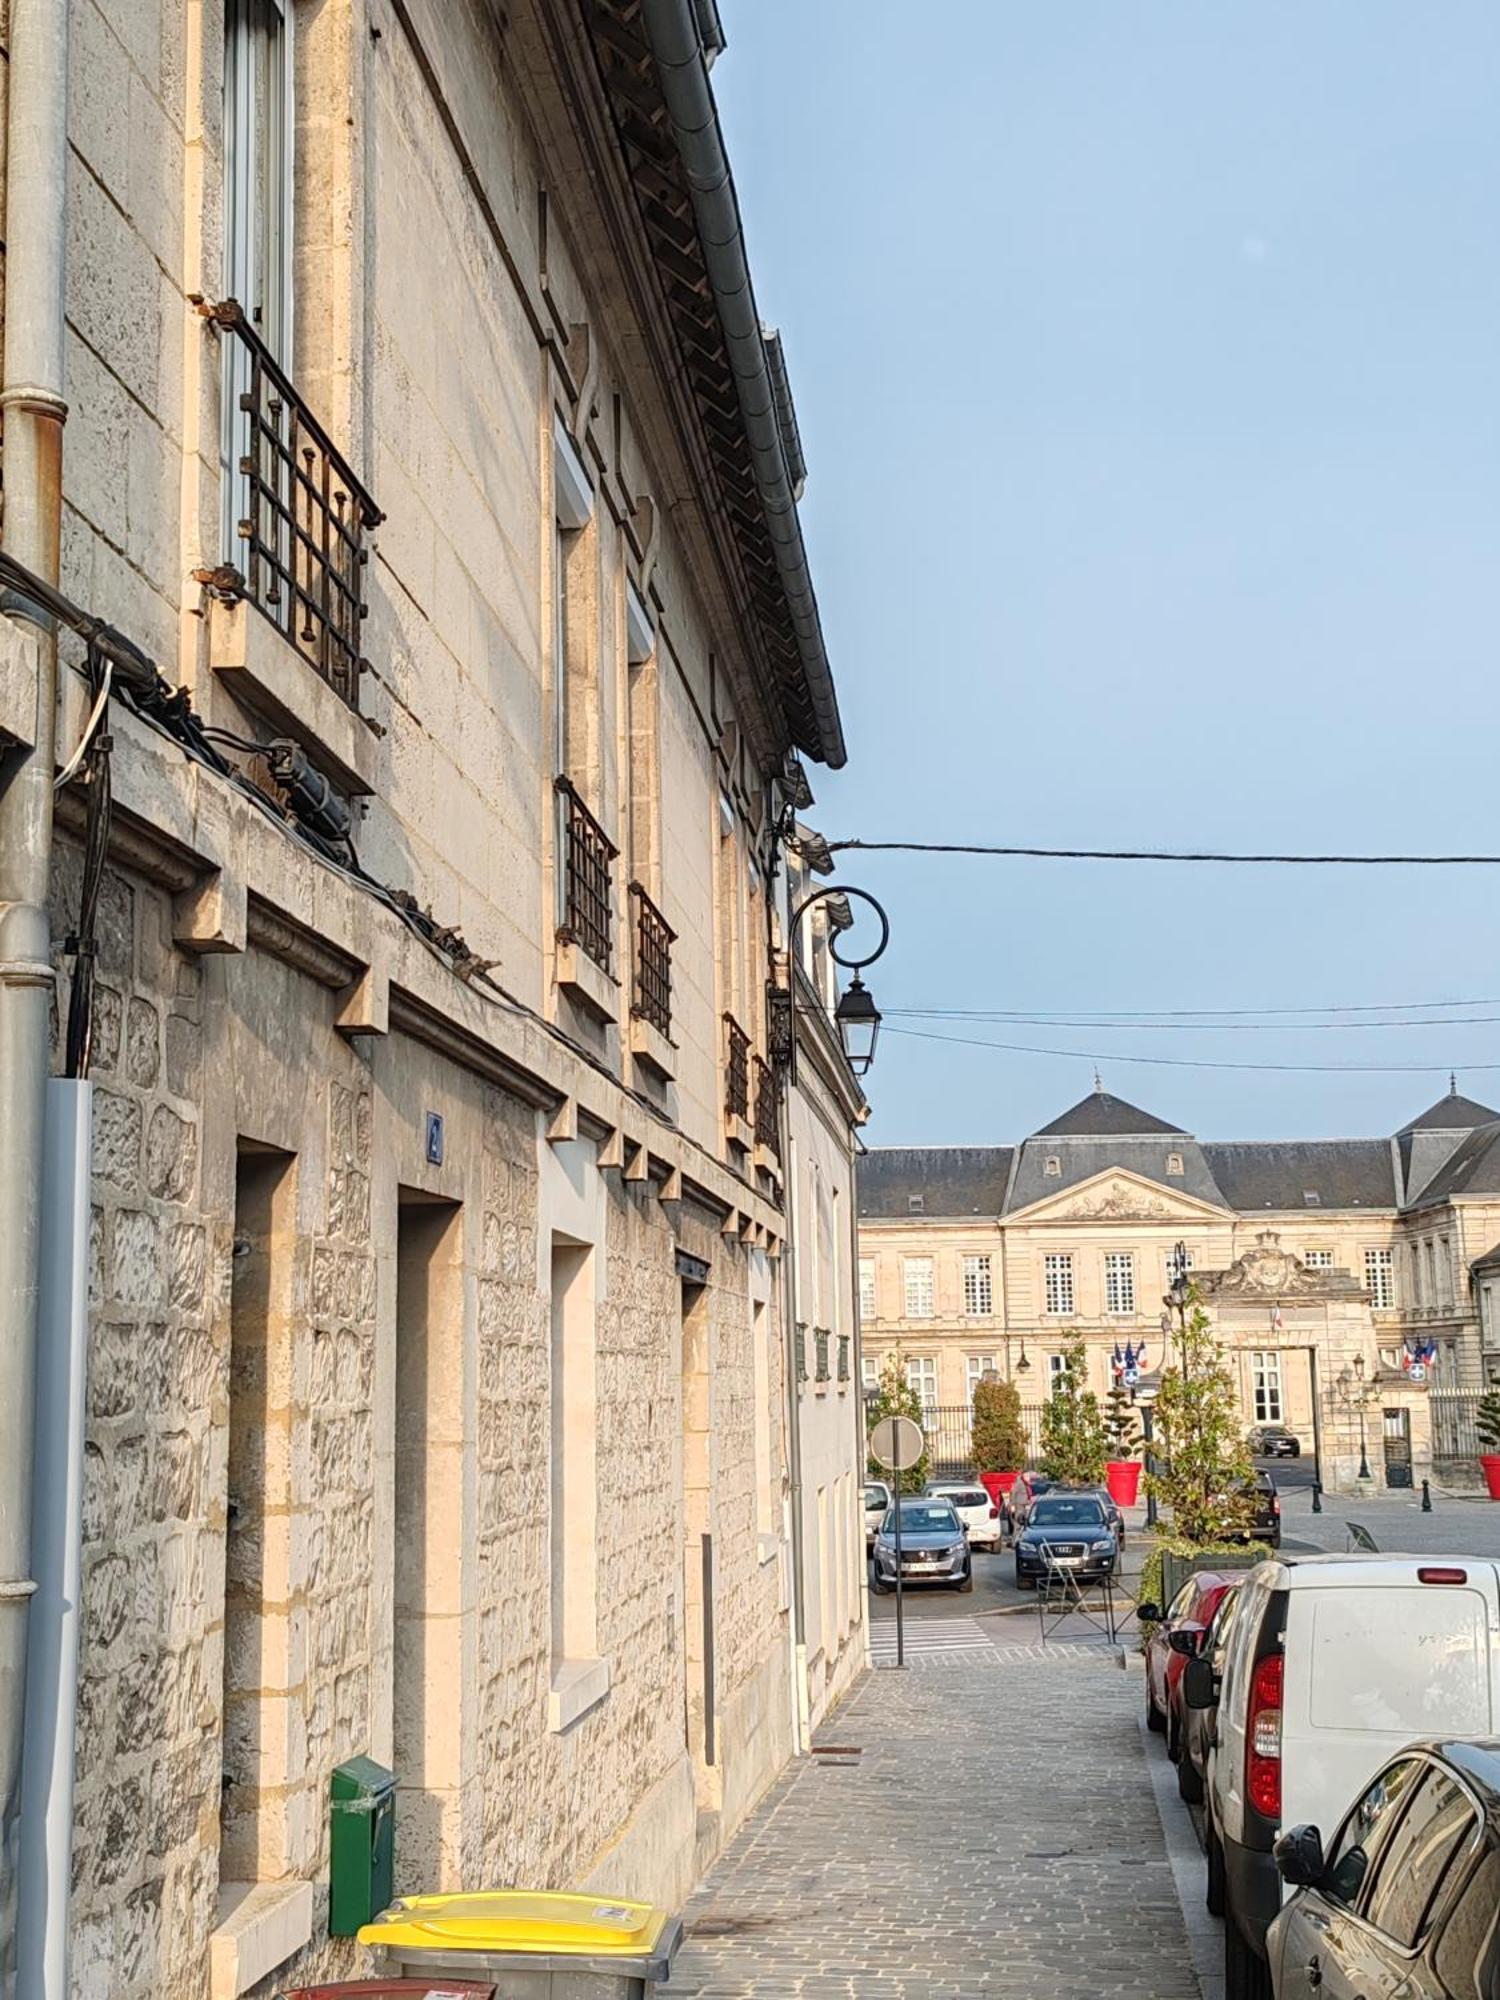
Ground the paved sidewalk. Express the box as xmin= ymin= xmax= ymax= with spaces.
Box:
xmin=1280 ymin=1483 xmax=1500 ymax=1556
xmin=663 ymin=1647 xmax=1200 ymax=1999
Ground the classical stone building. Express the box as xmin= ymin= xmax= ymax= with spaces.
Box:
xmin=857 ymin=1084 xmax=1500 ymax=1494
xmin=0 ymin=2 xmax=867 ymax=1995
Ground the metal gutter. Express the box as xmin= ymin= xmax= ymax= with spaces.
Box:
xmin=638 ymin=0 xmax=846 ymax=770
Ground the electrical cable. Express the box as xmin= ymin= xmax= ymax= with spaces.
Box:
xmin=878 ymin=996 xmax=1500 ymax=1021
xmin=63 ymin=640 xmax=113 ymax=1078
xmin=54 ymin=661 xmax=113 ymax=790
xmin=828 ymin=838 xmax=1500 ymax=867
xmin=882 ymin=1023 xmax=1500 ymax=1077
xmin=882 ymin=1007 xmax=1500 ymax=1033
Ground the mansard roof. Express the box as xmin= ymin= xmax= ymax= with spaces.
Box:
xmin=1398 ymin=1088 xmax=1500 ymax=1134
xmin=1033 ymin=1090 xmax=1185 ymax=1139
xmin=1403 ymin=1122 xmax=1500 ymax=1205
xmin=1202 ymin=1140 xmax=1397 ymax=1212
xmin=857 ymin=1147 xmax=1014 ymax=1220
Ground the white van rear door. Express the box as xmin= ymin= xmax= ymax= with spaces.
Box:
xmin=1283 ymin=1576 xmax=1495 ymax=1837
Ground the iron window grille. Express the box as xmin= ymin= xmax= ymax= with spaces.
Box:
xmin=555 ymin=776 xmax=617 ymax=972
xmin=837 ymin=1333 xmax=851 ymax=1383
xmin=753 ymin=1056 xmax=780 ymax=1157
xmin=794 ymin=1323 xmax=808 ymax=1380
xmin=211 ymin=299 xmax=381 ymax=707
xmin=814 ymin=1329 xmax=831 ymax=1382
xmin=629 ymin=882 xmax=674 ymax=1036
xmin=724 ymin=1015 xmax=750 ymax=1121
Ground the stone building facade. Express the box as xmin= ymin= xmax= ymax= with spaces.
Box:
xmin=0 ymin=2 xmax=867 ymax=1996
xmin=857 ymin=1086 xmax=1500 ymax=1494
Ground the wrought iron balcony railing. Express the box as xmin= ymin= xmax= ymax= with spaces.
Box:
xmin=212 ymin=299 xmax=381 ymax=707
xmin=814 ymin=1328 xmax=831 ymax=1383
xmin=724 ymin=1014 xmax=750 ymax=1122
xmin=753 ymin=1055 xmax=780 ymax=1158
xmin=629 ymin=883 xmax=674 ymax=1036
xmin=556 ymin=777 xmax=617 ymax=972
xmin=837 ymin=1333 xmax=851 ymax=1382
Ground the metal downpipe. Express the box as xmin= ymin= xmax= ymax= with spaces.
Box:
xmin=637 ymin=0 xmax=847 ymax=771
xmin=0 ymin=0 xmax=68 ymax=1985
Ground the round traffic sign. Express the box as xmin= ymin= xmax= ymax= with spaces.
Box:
xmin=869 ymin=1414 xmax=925 ymax=1473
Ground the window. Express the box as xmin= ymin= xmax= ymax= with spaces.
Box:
xmin=1043 ymin=1252 xmax=1074 ymax=1316
xmin=904 ymin=1355 xmax=937 ymax=1409
xmin=1323 ymin=1758 xmax=1422 ymax=1907
xmin=1303 ymin=1190 xmax=1321 ymax=1207
xmin=1366 ymin=1247 xmax=1396 ymax=1309
xmin=222 ymin=0 xmax=290 ymax=548
xmin=861 ymin=1351 xmax=878 ymax=1391
xmin=1425 ymin=1239 xmax=1437 ymax=1307
xmin=1438 ymin=1238 xmax=1451 ymax=1305
xmin=1166 ymin=1152 xmax=1184 ymax=1177
xmin=1250 ymin=1350 xmax=1282 ymax=1423
xmin=1044 ymin=1156 xmax=1062 ymax=1177
xmin=1047 ymin=1352 xmax=1068 ymax=1381
xmin=1165 ymin=1247 xmax=1195 ymax=1282
xmin=551 ymin=1239 xmax=598 ymax=1676
xmin=1362 ymin=1771 xmax=1477 ymax=1949
xmin=1433 ymin=1848 xmax=1500 ymax=1997
xmin=858 ymin=1257 xmax=876 ymax=1321
xmin=1104 ymin=1252 xmax=1136 ymax=1315
xmin=907 ymin=1194 xmax=924 ymax=1214
xmin=1304 ymin=1249 xmax=1334 ymax=1270
xmin=966 ymin=1354 xmax=998 ymax=1397
xmin=902 ymin=1257 xmax=934 ymax=1318
xmin=962 ymin=1253 xmax=993 ymax=1316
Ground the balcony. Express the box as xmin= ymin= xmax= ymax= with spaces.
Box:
xmin=214 ymin=300 xmax=381 ymax=710
xmin=555 ymin=777 xmax=618 ymax=1020
xmin=628 ymin=882 xmax=676 ymax=1079
xmin=753 ymin=1055 xmax=781 ymax=1169
xmin=723 ymin=1013 xmax=752 ymax=1152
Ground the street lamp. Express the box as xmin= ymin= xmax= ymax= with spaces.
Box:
xmin=1338 ymin=1358 xmax=1374 ymax=1483
xmin=833 ymin=975 xmax=881 ymax=1076
xmin=774 ymin=883 xmax=891 ymax=1082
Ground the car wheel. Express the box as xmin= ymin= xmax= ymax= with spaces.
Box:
xmin=1205 ymin=1821 xmax=1226 ymax=1916
xmin=1167 ymin=1715 xmax=1181 ymax=1764
xmin=1146 ymin=1684 xmax=1166 ymax=1734
xmin=1014 ymin=1565 xmax=1034 ymax=1591
xmin=870 ymin=1573 xmax=889 ymax=1596
xmin=956 ymin=1567 xmax=974 ymax=1594
xmin=1224 ymin=1918 xmax=1271 ymax=2000
xmin=1176 ymin=1751 xmax=1203 ymax=1805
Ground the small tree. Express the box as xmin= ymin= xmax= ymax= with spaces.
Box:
xmin=1147 ymin=1290 xmax=1257 ymax=1542
xmin=1477 ymin=1381 xmax=1500 ymax=1453
xmin=972 ymin=1374 xmax=1029 ymax=1474
xmin=865 ymin=1351 xmax=930 ymax=1494
xmin=1039 ymin=1340 xmax=1108 ymax=1486
xmin=1103 ymin=1380 xmax=1141 ymax=1462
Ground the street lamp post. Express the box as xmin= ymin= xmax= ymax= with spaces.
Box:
xmin=1337 ymin=1358 xmax=1374 ymax=1485
xmin=771 ymin=883 xmax=890 ymax=1082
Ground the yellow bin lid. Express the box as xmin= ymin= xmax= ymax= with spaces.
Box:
xmin=358 ymin=1892 xmax=676 ymax=1972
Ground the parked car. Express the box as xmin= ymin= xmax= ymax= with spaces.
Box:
xmin=1012 ymin=1493 xmax=1118 ymax=1590
xmin=1190 ymin=1554 xmax=1500 ymax=2000
xmin=1268 ymin=1739 xmax=1500 ymax=2000
xmin=928 ymin=1481 xmax=1003 ymax=1552
xmin=864 ymin=1481 xmax=892 ymax=1549
xmin=1069 ymin=1483 xmax=1127 ymax=1550
xmin=1000 ymin=1471 xmax=1052 ymax=1538
xmin=1215 ymin=1469 xmax=1281 ymax=1547
xmin=1179 ymin=1583 xmax=1243 ymax=1810
xmin=870 ymin=1498 xmax=973 ymax=1594
xmin=1248 ymin=1423 xmax=1301 ymax=1459
xmin=1140 ymin=1570 xmax=1243 ymax=1798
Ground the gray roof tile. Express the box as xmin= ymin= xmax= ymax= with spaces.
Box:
xmin=857 ymin=1146 xmax=1014 ymax=1220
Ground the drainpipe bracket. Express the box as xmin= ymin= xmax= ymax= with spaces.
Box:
xmin=0 ymin=1578 xmax=38 ymax=1601
xmin=0 ymin=384 xmax=67 ymax=421
xmin=0 ymin=958 xmax=55 ymax=989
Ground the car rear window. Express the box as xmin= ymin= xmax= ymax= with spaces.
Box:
xmin=939 ymin=1488 xmax=988 ymax=1508
xmin=1307 ymin=1590 xmax=1492 ymax=1735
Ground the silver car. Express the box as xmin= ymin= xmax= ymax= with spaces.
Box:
xmin=870 ymin=1498 xmax=973 ymax=1594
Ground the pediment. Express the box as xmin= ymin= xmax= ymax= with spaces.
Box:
xmin=1009 ymin=1167 xmax=1229 ymax=1226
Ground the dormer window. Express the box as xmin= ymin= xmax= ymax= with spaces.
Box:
xmin=907 ymin=1195 xmax=924 ymax=1214
xmin=1044 ymin=1156 xmax=1061 ymax=1178
xmin=1303 ymin=1191 xmax=1321 ymax=1207
xmin=1166 ymin=1153 xmax=1184 ymax=1177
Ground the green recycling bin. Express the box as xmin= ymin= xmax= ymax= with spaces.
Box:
xmin=329 ymin=1758 xmax=396 ymax=1936
xmin=358 ymin=1890 xmax=682 ymax=1999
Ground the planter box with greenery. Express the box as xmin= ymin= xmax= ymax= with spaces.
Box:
xmin=1478 ymin=1384 xmax=1500 ymax=1501
xmin=972 ymin=1373 xmax=1029 ymax=1507
xmin=1103 ymin=1381 xmax=1142 ymax=1507
xmin=1039 ymin=1340 xmax=1108 ymax=1488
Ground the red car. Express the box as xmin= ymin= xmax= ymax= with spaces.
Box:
xmin=1141 ymin=1571 xmax=1243 ymax=1778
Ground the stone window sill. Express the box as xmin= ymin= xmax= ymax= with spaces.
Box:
xmin=208 ymin=596 xmax=378 ymax=798
xmin=210 ymin=1880 xmax=314 ymax=2000
xmin=548 ymin=1654 xmax=610 ymax=1733
xmin=629 ymin=1012 xmax=676 ymax=1081
xmin=757 ymin=1532 xmax=780 ymax=1568
xmin=556 ymin=940 xmax=620 ymax=1025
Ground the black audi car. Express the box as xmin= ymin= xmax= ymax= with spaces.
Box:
xmin=1012 ymin=1493 xmax=1119 ymax=1589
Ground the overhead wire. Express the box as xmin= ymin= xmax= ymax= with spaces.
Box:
xmin=829 ymin=838 xmax=1500 ymax=867
xmin=882 ymin=1023 xmax=1500 ymax=1077
xmin=883 ymin=1007 xmax=1500 ymax=1033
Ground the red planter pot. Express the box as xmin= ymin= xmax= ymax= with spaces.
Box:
xmin=1105 ymin=1460 xmax=1143 ymax=1507
xmin=1481 ymin=1455 xmax=1500 ymax=1501
xmin=978 ymin=1471 xmax=1020 ymax=1508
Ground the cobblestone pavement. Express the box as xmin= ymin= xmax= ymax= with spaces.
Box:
xmin=662 ymin=1646 xmax=1200 ymax=1999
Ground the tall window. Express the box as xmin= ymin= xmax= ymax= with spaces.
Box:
xmin=222 ymin=0 xmax=290 ymax=547
xmin=962 ymin=1253 xmax=993 ymax=1316
xmin=904 ymin=1355 xmax=937 ymax=1409
xmin=1250 ymin=1349 xmax=1283 ymax=1423
xmin=1304 ymin=1249 xmax=1334 ymax=1270
xmin=861 ymin=1350 xmax=879 ymax=1391
xmin=1104 ymin=1252 xmax=1136 ymax=1314
xmin=1047 ymin=1352 xmax=1068 ymax=1381
xmin=858 ymin=1257 xmax=877 ymax=1321
xmin=902 ymin=1257 xmax=934 ymax=1319
xmin=1043 ymin=1252 xmax=1074 ymax=1316
xmin=1165 ymin=1247 xmax=1194 ymax=1281
xmin=1365 ymin=1247 xmax=1396 ymax=1310
xmin=966 ymin=1353 xmax=997 ymax=1398
xmin=1438 ymin=1238 xmax=1451 ymax=1305
xmin=551 ymin=1239 xmax=598 ymax=1673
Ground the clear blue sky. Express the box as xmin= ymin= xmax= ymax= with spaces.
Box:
xmin=714 ymin=2 xmax=1500 ymax=1146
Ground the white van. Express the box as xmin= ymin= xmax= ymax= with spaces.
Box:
xmin=1191 ymin=1553 xmax=1500 ymax=2000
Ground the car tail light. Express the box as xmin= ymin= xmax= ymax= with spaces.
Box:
xmin=1246 ymin=1652 xmax=1283 ymax=1820
xmin=1419 ymin=1567 xmax=1468 ymax=1585
xmin=988 ymin=1505 xmax=998 ymax=1518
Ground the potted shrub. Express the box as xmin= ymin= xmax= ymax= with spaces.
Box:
xmin=1477 ymin=1382 xmax=1500 ymax=1500
xmin=972 ymin=1373 xmax=1028 ymax=1510
xmin=1103 ymin=1381 xmax=1143 ymax=1508
xmin=1039 ymin=1340 xmax=1108 ymax=1488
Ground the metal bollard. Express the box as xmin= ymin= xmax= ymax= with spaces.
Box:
xmin=1421 ymin=1478 xmax=1432 ymax=1513
xmin=1311 ymin=1479 xmax=1323 ymax=1514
